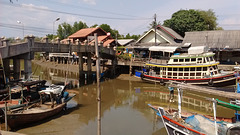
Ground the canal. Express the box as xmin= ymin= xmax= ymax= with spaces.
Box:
xmin=15 ymin=62 xmax=235 ymax=135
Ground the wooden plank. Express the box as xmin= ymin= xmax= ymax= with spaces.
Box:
xmin=169 ymin=82 xmax=240 ymax=100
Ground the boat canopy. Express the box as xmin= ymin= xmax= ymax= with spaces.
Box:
xmin=149 ymin=46 xmax=178 ymax=53
xmin=216 ymin=99 xmax=240 ymax=111
xmin=188 ymin=46 xmax=208 ymax=55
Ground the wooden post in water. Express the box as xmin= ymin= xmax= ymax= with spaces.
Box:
xmin=129 ymin=55 xmax=132 ymax=76
xmin=177 ymin=87 xmax=182 ymax=118
xmin=4 ymin=101 xmax=8 ymax=131
xmin=94 ymin=33 xmax=101 ymax=135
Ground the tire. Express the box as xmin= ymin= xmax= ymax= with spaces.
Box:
xmin=160 ymin=79 xmax=165 ymax=86
xmin=208 ymin=79 xmax=214 ymax=86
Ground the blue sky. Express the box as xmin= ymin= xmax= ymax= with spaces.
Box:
xmin=1 ymin=0 xmax=240 ymax=39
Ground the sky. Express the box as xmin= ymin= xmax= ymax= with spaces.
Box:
xmin=1 ymin=0 xmax=240 ymax=39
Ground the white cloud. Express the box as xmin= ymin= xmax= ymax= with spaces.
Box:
xmin=82 ymin=0 xmax=96 ymax=5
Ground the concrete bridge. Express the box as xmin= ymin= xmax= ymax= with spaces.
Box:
xmin=0 ymin=35 xmax=116 ymax=85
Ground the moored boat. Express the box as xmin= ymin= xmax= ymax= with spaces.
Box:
xmin=142 ymin=45 xmax=239 ymax=87
xmin=6 ymin=85 xmax=75 ymax=129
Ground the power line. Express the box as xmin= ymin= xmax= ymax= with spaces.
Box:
xmin=1 ymin=1 xmax=152 ymax=21
xmin=35 ymin=0 xmax=143 ymax=18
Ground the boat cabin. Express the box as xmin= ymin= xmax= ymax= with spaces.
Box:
xmin=147 ymin=46 xmax=220 ymax=79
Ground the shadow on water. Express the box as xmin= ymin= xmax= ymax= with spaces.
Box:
xmin=10 ymin=100 xmax=79 ymax=132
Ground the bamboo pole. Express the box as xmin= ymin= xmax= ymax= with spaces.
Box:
xmin=4 ymin=101 xmax=8 ymax=131
xmin=94 ymin=33 xmax=101 ymax=135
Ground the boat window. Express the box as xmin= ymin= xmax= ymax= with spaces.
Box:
xmin=191 ymin=58 xmax=196 ymax=62
xmin=190 ymin=67 xmax=195 ymax=71
xmin=203 ymin=67 xmax=207 ymax=71
xmin=185 ymin=58 xmax=190 ymax=62
xmin=179 ymin=59 xmax=184 ymax=62
xmin=197 ymin=67 xmax=201 ymax=71
xmin=173 ymin=59 xmax=178 ymax=62
xmin=184 ymin=73 xmax=189 ymax=76
xmin=203 ymin=58 xmax=206 ymax=63
xmin=168 ymin=68 xmax=172 ymax=71
xmin=184 ymin=68 xmax=189 ymax=71
xmin=206 ymin=57 xmax=209 ymax=62
xmin=179 ymin=68 xmax=183 ymax=71
xmin=197 ymin=58 xmax=202 ymax=63
xmin=173 ymin=68 xmax=177 ymax=71
xmin=210 ymin=56 xmax=214 ymax=61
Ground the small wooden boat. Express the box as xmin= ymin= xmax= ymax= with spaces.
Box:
xmin=6 ymin=87 xmax=75 ymax=129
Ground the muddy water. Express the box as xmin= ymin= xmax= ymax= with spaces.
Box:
xmin=15 ymin=63 xmax=235 ymax=135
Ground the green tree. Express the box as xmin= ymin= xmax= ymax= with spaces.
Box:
xmin=99 ymin=24 xmax=119 ymax=39
xmin=163 ymin=9 xmax=219 ymax=37
xmin=57 ymin=22 xmax=73 ymax=40
xmin=72 ymin=21 xmax=88 ymax=34
xmin=90 ymin=24 xmax=98 ymax=28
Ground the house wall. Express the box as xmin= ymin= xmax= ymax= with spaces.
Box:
xmin=140 ymin=31 xmax=168 ymax=44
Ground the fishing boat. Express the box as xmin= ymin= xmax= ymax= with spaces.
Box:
xmin=148 ymin=87 xmax=240 ymax=135
xmin=5 ymin=84 xmax=75 ymax=129
xmin=141 ymin=45 xmax=239 ymax=87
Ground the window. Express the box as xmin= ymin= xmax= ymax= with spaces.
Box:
xmin=206 ymin=57 xmax=209 ymax=62
xmin=173 ymin=68 xmax=177 ymax=71
xmin=197 ymin=67 xmax=202 ymax=71
xmin=203 ymin=67 xmax=207 ymax=71
xmin=179 ymin=59 xmax=184 ymax=62
xmin=210 ymin=57 xmax=214 ymax=61
xmin=185 ymin=58 xmax=190 ymax=62
xmin=173 ymin=59 xmax=178 ymax=62
xmin=191 ymin=58 xmax=196 ymax=61
xmin=179 ymin=68 xmax=183 ymax=71
xmin=168 ymin=68 xmax=172 ymax=71
xmin=190 ymin=67 xmax=195 ymax=71
xmin=184 ymin=68 xmax=189 ymax=71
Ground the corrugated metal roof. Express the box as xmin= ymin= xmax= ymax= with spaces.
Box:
xmin=159 ymin=25 xmax=183 ymax=40
xmin=183 ymin=30 xmax=240 ymax=48
xmin=117 ymin=39 xmax=135 ymax=46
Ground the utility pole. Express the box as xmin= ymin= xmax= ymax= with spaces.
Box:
xmin=154 ymin=14 xmax=157 ymax=46
xmin=94 ymin=33 xmax=101 ymax=135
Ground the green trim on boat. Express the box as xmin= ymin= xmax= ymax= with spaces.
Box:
xmin=216 ymin=99 xmax=240 ymax=111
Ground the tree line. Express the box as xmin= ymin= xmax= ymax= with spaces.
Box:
xmin=47 ymin=9 xmax=221 ymax=40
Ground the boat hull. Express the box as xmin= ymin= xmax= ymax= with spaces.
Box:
xmin=157 ymin=107 xmax=205 ymax=135
xmin=7 ymin=103 xmax=66 ymax=129
xmin=142 ymin=73 xmax=237 ymax=87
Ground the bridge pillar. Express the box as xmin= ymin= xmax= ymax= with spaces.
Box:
xmin=27 ymin=35 xmax=35 ymax=48
xmin=78 ymin=52 xmax=85 ymax=86
xmin=2 ymin=38 xmax=10 ymax=56
xmin=87 ymin=53 xmax=93 ymax=84
xmin=111 ymin=57 xmax=118 ymax=78
xmin=3 ymin=59 xmax=10 ymax=81
xmin=24 ymin=59 xmax=32 ymax=80
xmin=13 ymin=59 xmax=21 ymax=80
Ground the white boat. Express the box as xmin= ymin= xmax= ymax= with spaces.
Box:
xmin=141 ymin=45 xmax=239 ymax=87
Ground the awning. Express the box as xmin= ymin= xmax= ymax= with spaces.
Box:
xmin=188 ymin=46 xmax=208 ymax=54
xmin=149 ymin=46 xmax=178 ymax=53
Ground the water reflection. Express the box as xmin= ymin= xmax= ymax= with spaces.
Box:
xmin=16 ymin=63 xmax=235 ymax=134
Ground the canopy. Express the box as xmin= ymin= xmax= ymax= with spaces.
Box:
xmin=216 ymin=99 xmax=240 ymax=111
xmin=188 ymin=46 xmax=208 ymax=54
xmin=149 ymin=46 xmax=178 ymax=52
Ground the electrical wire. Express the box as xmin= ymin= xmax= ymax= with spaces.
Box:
xmin=0 ymin=1 xmax=152 ymax=21
xmin=35 ymin=0 xmax=143 ymax=18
